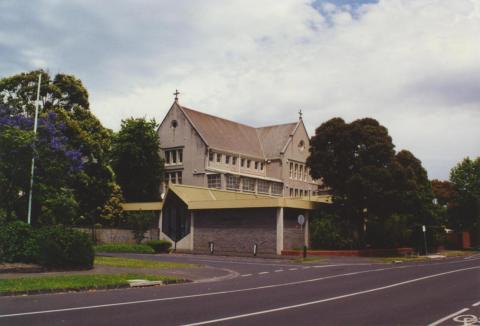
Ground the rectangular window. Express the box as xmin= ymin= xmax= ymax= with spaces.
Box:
xmin=178 ymin=149 xmax=183 ymax=163
xmin=241 ymin=158 xmax=245 ymax=167
xmin=209 ymin=152 xmax=214 ymax=161
xmin=304 ymin=168 xmax=308 ymax=181
xmin=289 ymin=188 xmax=293 ymax=197
xmin=254 ymin=161 xmax=259 ymax=170
xmin=226 ymin=155 xmax=230 ymax=164
xmin=242 ymin=177 xmax=255 ymax=192
xmin=177 ymin=172 xmax=182 ymax=184
xmin=165 ymin=151 xmax=171 ymax=164
xmin=294 ymin=189 xmax=298 ymax=197
xmin=257 ymin=180 xmax=269 ymax=194
xmin=289 ymin=162 xmax=293 ymax=178
xmin=171 ymin=172 xmax=177 ymax=184
xmin=172 ymin=150 xmax=177 ymax=164
xmin=216 ymin=153 xmax=222 ymax=163
xmin=232 ymin=157 xmax=237 ymax=165
xmin=260 ymin=162 xmax=264 ymax=170
xmin=207 ymin=174 xmax=221 ymax=189
xmin=226 ymin=175 xmax=240 ymax=191
xmin=294 ymin=164 xmax=298 ymax=179
xmin=299 ymin=165 xmax=303 ymax=180
xmin=247 ymin=160 xmax=251 ymax=169
xmin=272 ymin=183 xmax=283 ymax=196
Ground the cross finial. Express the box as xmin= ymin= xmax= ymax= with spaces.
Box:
xmin=173 ymin=89 xmax=180 ymax=102
xmin=298 ymin=109 xmax=303 ymax=120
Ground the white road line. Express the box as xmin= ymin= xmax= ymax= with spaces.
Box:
xmin=427 ymin=308 xmax=470 ymax=326
xmin=2 ymin=265 xmax=478 ymax=319
xmin=182 ymin=267 xmax=480 ymax=326
xmin=274 ymin=270 xmax=284 ymax=272
xmin=258 ymin=272 xmax=269 ymax=275
xmin=289 ymin=268 xmax=298 ymax=271
xmin=240 ymin=274 xmax=252 ymax=277
xmin=473 ymin=301 xmax=480 ymax=307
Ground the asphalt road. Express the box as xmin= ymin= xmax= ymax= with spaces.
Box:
xmin=1 ymin=253 xmax=479 ymax=326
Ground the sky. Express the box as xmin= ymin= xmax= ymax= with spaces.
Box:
xmin=1 ymin=0 xmax=479 ymax=180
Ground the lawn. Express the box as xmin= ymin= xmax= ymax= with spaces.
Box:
xmin=94 ymin=256 xmax=195 ymax=269
xmin=0 ymin=274 xmax=178 ymax=295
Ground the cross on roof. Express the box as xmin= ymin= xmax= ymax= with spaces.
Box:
xmin=174 ymin=89 xmax=180 ymax=101
xmin=298 ymin=109 xmax=303 ymax=120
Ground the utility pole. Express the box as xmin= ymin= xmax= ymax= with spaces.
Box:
xmin=27 ymin=74 xmax=42 ymax=225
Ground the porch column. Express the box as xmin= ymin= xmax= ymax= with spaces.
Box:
xmin=304 ymin=211 xmax=310 ymax=247
xmin=276 ymin=207 xmax=284 ymax=255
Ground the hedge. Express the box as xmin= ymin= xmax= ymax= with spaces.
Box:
xmin=145 ymin=240 xmax=172 ymax=253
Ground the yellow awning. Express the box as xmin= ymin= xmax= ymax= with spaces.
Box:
xmin=167 ymin=184 xmax=331 ymax=210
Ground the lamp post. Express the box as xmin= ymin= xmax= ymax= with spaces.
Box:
xmin=27 ymin=74 xmax=42 ymax=225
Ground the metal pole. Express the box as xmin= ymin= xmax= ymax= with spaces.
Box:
xmin=27 ymin=74 xmax=42 ymax=225
xmin=422 ymin=225 xmax=428 ymax=256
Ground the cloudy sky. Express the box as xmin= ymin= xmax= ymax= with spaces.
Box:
xmin=1 ymin=0 xmax=479 ymax=180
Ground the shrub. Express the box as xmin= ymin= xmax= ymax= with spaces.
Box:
xmin=145 ymin=240 xmax=172 ymax=253
xmin=127 ymin=212 xmax=155 ymax=243
xmin=0 ymin=221 xmax=38 ymax=263
xmin=310 ymin=211 xmax=355 ymax=250
xmin=34 ymin=226 xmax=94 ymax=269
xmin=94 ymin=243 xmax=155 ymax=254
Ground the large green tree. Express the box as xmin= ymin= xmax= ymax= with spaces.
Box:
xmin=448 ymin=157 xmax=480 ymax=241
xmin=307 ymin=117 xmax=436 ymax=248
xmin=111 ymin=118 xmax=164 ymax=202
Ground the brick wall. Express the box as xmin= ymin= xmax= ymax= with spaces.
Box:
xmin=75 ymin=228 xmax=159 ymax=244
xmin=194 ymin=208 xmax=276 ymax=255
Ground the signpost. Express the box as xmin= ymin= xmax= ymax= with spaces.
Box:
xmin=298 ymin=214 xmax=307 ymax=258
xmin=422 ymin=225 xmax=428 ymax=255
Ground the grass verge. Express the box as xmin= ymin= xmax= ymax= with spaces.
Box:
xmin=95 ymin=243 xmax=155 ymax=254
xmin=95 ymin=256 xmax=195 ymax=269
xmin=0 ymin=274 xmax=179 ymax=295
xmin=295 ymin=257 xmax=325 ymax=264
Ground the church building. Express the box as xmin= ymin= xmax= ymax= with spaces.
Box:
xmin=155 ymin=96 xmax=329 ymax=256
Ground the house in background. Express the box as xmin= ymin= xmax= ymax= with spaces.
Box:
xmin=157 ymin=99 xmax=323 ymax=197
xmin=155 ymin=98 xmax=329 ymax=256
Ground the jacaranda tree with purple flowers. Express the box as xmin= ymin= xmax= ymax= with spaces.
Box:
xmin=0 ymin=70 xmax=122 ymax=227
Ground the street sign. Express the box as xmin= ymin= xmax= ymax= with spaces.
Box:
xmin=422 ymin=225 xmax=426 ymax=232
xmin=297 ymin=214 xmax=305 ymax=225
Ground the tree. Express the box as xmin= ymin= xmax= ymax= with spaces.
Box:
xmin=0 ymin=70 xmax=117 ymax=227
xmin=307 ymin=117 xmax=437 ymax=248
xmin=0 ymin=70 xmax=89 ymax=117
xmin=0 ymin=104 xmax=83 ymax=224
xmin=111 ymin=118 xmax=164 ymax=202
xmin=449 ymin=157 xmax=480 ymax=240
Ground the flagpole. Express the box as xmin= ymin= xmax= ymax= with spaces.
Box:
xmin=27 ymin=74 xmax=42 ymax=225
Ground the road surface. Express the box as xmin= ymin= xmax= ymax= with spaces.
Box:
xmin=1 ymin=253 xmax=479 ymax=325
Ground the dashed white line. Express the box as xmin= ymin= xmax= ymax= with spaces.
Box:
xmin=303 ymin=266 xmax=311 ymax=269
xmin=427 ymin=308 xmax=470 ymax=326
xmin=289 ymin=268 xmax=298 ymax=271
xmin=473 ymin=301 xmax=480 ymax=307
xmin=274 ymin=270 xmax=284 ymax=273
xmin=258 ymin=272 xmax=269 ymax=275
xmin=240 ymin=274 xmax=252 ymax=277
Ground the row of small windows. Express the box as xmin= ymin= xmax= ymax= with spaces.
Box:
xmin=208 ymin=174 xmax=282 ymax=195
xmin=289 ymin=188 xmax=311 ymax=198
xmin=289 ymin=162 xmax=309 ymax=181
xmin=209 ymin=152 xmax=264 ymax=171
xmin=165 ymin=149 xmax=183 ymax=165
xmin=165 ymin=171 xmax=182 ymax=184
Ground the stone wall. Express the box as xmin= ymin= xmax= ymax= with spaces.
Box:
xmin=75 ymin=228 xmax=159 ymax=244
xmin=193 ymin=208 xmax=277 ymax=256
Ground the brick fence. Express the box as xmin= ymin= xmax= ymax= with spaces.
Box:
xmin=282 ymin=247 xmax=415 ymax=257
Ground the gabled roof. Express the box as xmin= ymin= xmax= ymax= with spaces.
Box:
xmin=256 ymin=122 xmax=298 ymax=158
xmin=177 ymin=102 xmax=301 ymax=159
xmin=167 ymin=184 xmax=331 ymax=210
xmin=179 ymin=105 xmax=264 ymax=158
